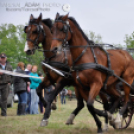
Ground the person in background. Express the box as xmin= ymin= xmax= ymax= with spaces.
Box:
xmin=0 ymin=53 xmax=13 ymax=116
xmin=25 ymin=64 xmax=32 ymax=75
xmin=60 ymin=88 xmax=68 ymax=104
xmin=25 ymin=64 xmax=32 ymax=114
xmin=30 ymin=65 xmax=42 ymax=114
xmin=13 ymin=62 xmax=31 ymax=115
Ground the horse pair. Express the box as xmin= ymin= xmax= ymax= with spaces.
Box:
xmin=24 ymin=13 xmax=134 ymax=134
xmin=24 ymin=13 xmax=108 ymax=130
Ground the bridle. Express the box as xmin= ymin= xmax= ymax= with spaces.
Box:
xmin=52 ymin=19 xmax=73 ymax=65
xmin=51 ymin=19 xmax=91 ymax=67
xmin=52 ymin=19 xmax=73 ymax=48
xmin=24 ymin=20 xmax=46 ymax=49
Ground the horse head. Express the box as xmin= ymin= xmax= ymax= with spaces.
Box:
xmin=24 ymin=13 xmax=46 ymax=55
xmin=50 ymin=13 xmax=73 ymax=54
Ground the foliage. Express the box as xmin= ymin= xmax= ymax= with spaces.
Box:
xmin=0 ymin=23 xmax=44 ymax=71
xmin=85 ymin=31 xmax=103 ymax=44
xmin=124 ymin=32 xmax=134 ymax=57
xmin=124 ymin=32 xmax=134 ymax=48
xmin=65 ymin=86 xmax=74 ymax=91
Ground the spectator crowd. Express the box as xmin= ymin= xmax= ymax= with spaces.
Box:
xmin=0 ymin=53 xmax=44 ymax=116
xmin=0 ymin=52 xmax=70 ymax=117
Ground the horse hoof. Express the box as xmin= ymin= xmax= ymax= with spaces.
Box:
xmin=40 ymin=119 xmax=48 ymax=127
xmin=65 ymin=114 xmax=75 ymax=125
xmin=113 ymin=114 xmax=122 ymax=129
xmin=51 ymin=103 xmax=57 ymax=110
xmin=65 ymin=119 xmax=74 ymax=125
xmin=66 ymin=123 xmax=73 ymax=125
xmin=65 ymin=122 xmax=73 ymax=125
xmin=103 ymin=124 xmax=108 ymax=132
xmin=114 ymin=121 xmax=121 ymax=129
xmin=97 ymin=129 xmax=103 ymax=134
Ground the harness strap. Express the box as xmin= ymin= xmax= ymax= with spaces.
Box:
xmin=91 ymin=47 xmax=98 ymax=63
xmin=71 ymin=45 xmax=112 ymax=90
xmin=101 ymin=47 xmax=111 ymax=89
xmin=48 ymin=61 xmax=70 ymax=72
xmin=63 ymin=48 xmax=68 ymax=64
xmin=53 ymin=38 xmax=63 ymax=42
xmin=73 ymin=63 xmax=114 ymax=75
xmin=73 ymin=44 xmax=88 ymax=65
xmin=76 ymin=71 xmax=89 ymax=90
xmin=45 ymin=71 xmax=56 ymax=87
xmin=113 ymin=74 xmax=134 ymax=90
xmin=74 ymin=63 xmax=133 ymax=90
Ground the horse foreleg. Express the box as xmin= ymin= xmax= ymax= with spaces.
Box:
xmin=40 ymin=78 xmax=69 ymax=127
xmin=87 ymin=83 xmax=103 ymax=134
xmin=114 ymin=77 xmax=133 ymax=129
xmin=40 ymin=88 xmax=58 ymax=127
xmin=36 ymin=82 xmax=47 ymax=108
xmin=99 ymin=93 xmax=109 ymax=131
xmin=101 ymin=85 xmax=121 ymax=127
xmin=66 ymin=87 xmax=84 ymax=125
xmin=37 ymin=83 xmax=57 ymax=126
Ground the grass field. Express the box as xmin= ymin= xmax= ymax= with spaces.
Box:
xmin=0 ymin=98 xmax=134 ymax=134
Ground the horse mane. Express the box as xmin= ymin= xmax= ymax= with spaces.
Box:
xmin=42 ymin=18 xmax=53 ymax=29
xmin=57 ymin=16 xmax=94 ymax=45
xmin=29 ymin=19 xmax=37 ymax=24
xmin=28 ymin=18 xmax=53 ymax=29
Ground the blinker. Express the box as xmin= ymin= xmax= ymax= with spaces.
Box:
xmin=63 ymin=25 xmax=68 ymax=33
xmin=24 ymin=26 xmax=28 ymax=33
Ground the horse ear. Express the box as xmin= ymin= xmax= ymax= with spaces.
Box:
xmin=37 ymin=13 xmax=42 ymax=21
xmin=30 ymin=14 xmax=34 ymax=20
xmin=55 ymin=12 xmax=60 ymax=20
xmin=62 ymin=13 xmax=69 ymax=21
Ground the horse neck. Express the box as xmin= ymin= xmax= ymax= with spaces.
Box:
xmin=69 ymin=21 xmax=92 ymax=63
xmin=41 ymin=23 xmax=53 ymax=59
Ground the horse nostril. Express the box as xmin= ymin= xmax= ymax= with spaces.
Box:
xmin=26 ymin=50 xmax=33 ymax=55
xmin=52 ymin=47 xmax=58 ymax=53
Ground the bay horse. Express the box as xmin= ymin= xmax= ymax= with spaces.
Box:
xmin=24 ymin=13 xmax=123 ymax=131
xmin=50 ymin=13 xmax=134 ymax=133
xmin=24 ymin=13 xmax=86 ymax=127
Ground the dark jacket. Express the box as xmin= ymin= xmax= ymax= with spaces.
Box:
xmin=13 ymin=67 xmax=31 ymax=93
xmin=0 ymin=61 xmax=13 ymax=84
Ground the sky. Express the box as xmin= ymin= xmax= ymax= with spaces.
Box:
xmin=0 ymin=0 xmax=134 ymax=47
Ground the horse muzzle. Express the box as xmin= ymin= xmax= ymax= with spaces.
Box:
xmin=25 ymin=49 xmax=35 ymax=55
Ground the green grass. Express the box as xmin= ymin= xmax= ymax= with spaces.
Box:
xmin=0 ymin=98 xmax=134 ymax=134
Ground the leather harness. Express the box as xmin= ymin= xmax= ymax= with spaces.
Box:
xmin=52 ymin=18 xmax=133 ymax=90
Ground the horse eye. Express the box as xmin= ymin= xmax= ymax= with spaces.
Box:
xmin=60 ymin=28 xmax=63 ymax=31
xmin=59 ymin=27 xmax=63 ymax=31
xmin=32 ymin=30 xmax=37 ymax=34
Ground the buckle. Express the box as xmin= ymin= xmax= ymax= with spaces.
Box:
xmin=70 ymin=66 xmax=74 ymax=72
